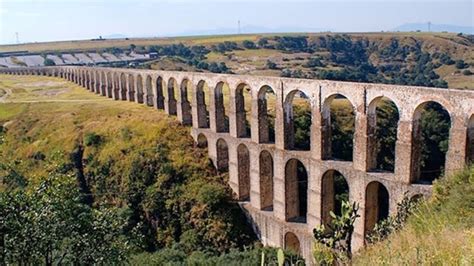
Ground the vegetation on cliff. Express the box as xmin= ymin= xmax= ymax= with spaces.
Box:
xmin=0 ymin=75 xmax=257 ymax=264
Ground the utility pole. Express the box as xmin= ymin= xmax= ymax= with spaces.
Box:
xmin=15 ymin=32 xmax=19 ymax=44
xmin=238 ymin=20 xmax=241 ymax=35
xmin=428 ymin=21 xmax=431 ymax=32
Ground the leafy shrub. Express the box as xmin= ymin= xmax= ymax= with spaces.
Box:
xmin=266 ymin=60 xmax=278 ymax=69
xmin=366 ymin=193 xmax=420 ymax=244
xmin=242 ymin=40 xmax=257 ymax=49
xmin=43 ymin=58 xmax=56 ymax=66
xmin=84 ymin=132 xmax=103 ymax=147
xmin=455 ymin=59 xmax=467 ymax=69
xmin=313 ymin=201 xmax=359 ymax=261
xmin=462 ymin=69 xmax=472 ymax=75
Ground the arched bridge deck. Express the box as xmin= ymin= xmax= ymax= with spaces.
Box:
xmin=2 ymin=66 xmax=473 ymax=264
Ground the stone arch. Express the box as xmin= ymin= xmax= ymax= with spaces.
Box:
xmin=196 ymin=80 xmax=210 ymax=128
xmin=322 ymin=93 xmax=355 ymax=161
xmin=284 ymin=232 xmax=300 ymax=254
xmin=106 ymin=72 xmax=113 ymax=98
xmin=145 ymin=75 xmax=153 ymax=106
xmin=167 ymin=78 xmax=178 ymax=115
xmin=259 ymin=150 xmax=273 ymax=211
xmin=120 ymin=73 xmax=127 ymax=100
xmin=364 ymin=181 xmax=389 ymax=238
xmin=284 ymin=90 xmax=311 ymax=150
xmin=321 ymin=170 xmax=349 ymax=227
xmin=128 ymin=74 xmax=135 ymax=102
xmin=237 ymin=143 xmax=250 ymax=201
xmin=214 ymin=81 xmax=230 ymax=133
xmin=180 ymin=79 xmax=193 ymax=125
xmin=155 ymin=76 xmax=165 ymax=109
xmin=235 ymin=83 xmax=252 ymax=138
xmin=285 ymin=158 xmax=308 ymax=222
xmin=216 ymin=138 xmax=229 ymax=172
xmin=258 ymin=85 xmax=276 ymax=143
xmin=411 ymin=101 xmax=451 ymax=184
xmin=367 ymin=96 xmax=400 ymax=172
xmin=196 ymin=133 xmax=208 ymax=149
xmin=136 ymin=74 xmax=144 ymax=104
xmin=467 ymin=114 xmax=474 ymax=163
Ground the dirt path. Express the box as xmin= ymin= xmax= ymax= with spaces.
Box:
xmin=0 ymin=88 xmax=12 ymax=103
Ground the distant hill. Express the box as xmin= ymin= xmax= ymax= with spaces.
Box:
xmin=170 ymin=25 xmax=332 ymax=37
xmin=393 ymin=23 xmax=474 ymax=34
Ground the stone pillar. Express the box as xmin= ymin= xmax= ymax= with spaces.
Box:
xmin=311 ymin=107 xmax=323 ymax=160
xmin=272 ymin=150 xmax=286 ymax=221
xmin=307 ymin=163 xmax=322 ymax=231
xmin=228 ymin=142 xmax=239 ymax=198
xmin=445 ymin=115 xmax=468 ymax=176
xmin=349 ymin=174 xmax=366 ymax=252
xmin=275 ymin=83 xmax=285 ymax=150
xmin=228 ymin=87 xmax=238 ymax=137
xmin=209 ymin=83 xmax=218 ymax=132
xmin=191 ymin=81 xmax=200 ymax=128
xmin=250 ymin=91 xmax=260 ymax=143
xmin=395 ymin=120 xmax=413 ymax=183
xmin=249 ymin=147 xmax=261 ymax=209
xmin=353 ymin=112 xmax=369 ymax=171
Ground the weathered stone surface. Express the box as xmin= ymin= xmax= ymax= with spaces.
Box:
xmin=3 ymin=66 xmax=473 ymax=265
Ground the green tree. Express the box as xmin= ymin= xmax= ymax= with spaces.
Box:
xmin=242 ymin=40 xmax=257 ymax=49
xmin=43 ymin=58 xmax=56 ymax=66
xmin=0 ymin=165 xmax=136 ymax=265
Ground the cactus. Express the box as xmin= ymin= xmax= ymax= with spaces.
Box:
xmin=277 ymin=248 xmax=285 ymax=266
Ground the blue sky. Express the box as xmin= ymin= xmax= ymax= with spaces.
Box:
xmin=0 ymin=0 xmax=472 ymax=44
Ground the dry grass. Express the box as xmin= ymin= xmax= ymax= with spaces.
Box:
xmin=0 ymin=74 xmax=192 ymax=181
xmin=354 ymin=166 xmax=474 ymax=265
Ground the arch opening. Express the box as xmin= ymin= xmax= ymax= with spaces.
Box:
xmin=237 ymin=144 xmax=250 ymax=201
xmin=167 ymin=78 xmax=178 ymax=115
xmin=411 ymin=101 xmax=451 ymax=184
xmin=93 ymin=72 xmax=100 ymax=93
xmin=180 ymin=79 xmax=193 ymax=125
xmin=364 ymin=181 xmax=389 ymax=238
xmin=284 ymin=232 xmax=301 ymax=254
xmin=259 ymin=150 xmax=273 ymax=211
xmin=284 ymin=90 xmax=311 ymax=150
xmin=100 ymin=72 xmax=107 ymax=96
xmin=214 ymin=82 xmax=230 ymax=133
xmin=258 ymin=85 xmax=276 ymax=143
xmin=128 ymin=74 xmax=135 ymax=102
xmin=285 ymin=159 xmax=308 ymax=223
xmin=216 ymin=138 xmax=229 ymax=172
xmin=197 ymin=133 xmax=208 ymax=149
xmin=156 ymin=76 xmax=165 ymax=109
xmin=321 ymin=170 xmax=349 ymax=227
xmin=467 ymin=115 xmax=474 ymax=164
xmin=136 ymin=75 xmax=144 ymax=104
xmin=367 ymin=97 xmax=400 ymax=172
xmin=236 ymin=83 xmax=252 ymax=138
xmin=113 ymin=73 xmax=120 ymax=99
xmin=322 ymin=94 xmax=355 ymax=161
xmin=196 ymin=80 xmax=210 ymax=128
xmin=120 ymin=73 xmax=127 ymax=100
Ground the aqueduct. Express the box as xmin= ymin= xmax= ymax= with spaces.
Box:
xmin=2 ymin=66 xmax=473 ymax=263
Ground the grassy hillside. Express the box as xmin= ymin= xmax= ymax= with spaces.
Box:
xmin=0 ymin=74 xmax=256 ymax=259
xmin=354 ymin=166 xmax=474 ymax=265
